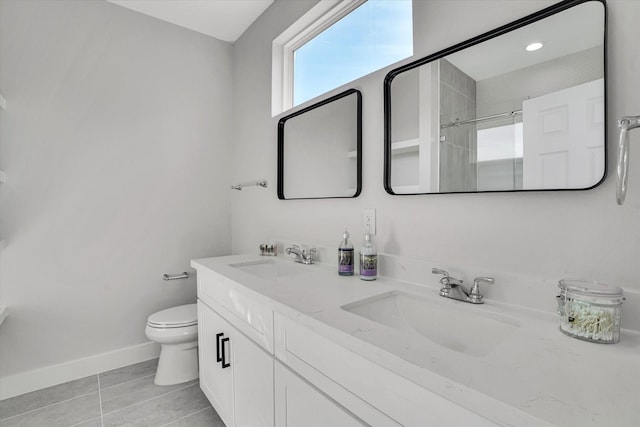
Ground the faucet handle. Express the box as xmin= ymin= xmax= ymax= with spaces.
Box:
xmin=432 ymin=268 xmax=463 ymax=287
xmin=285 ymin=245 xmax=302 ymax=260
xmin=432 ymin=268 xmax=450 ymax=287
xmin=469 ymin=277 xmax=494 ymax=303
xmin=432 ymin=268 xmax=449 ymax=278
xmin=305 ymin=247 xmax=317 ymax=264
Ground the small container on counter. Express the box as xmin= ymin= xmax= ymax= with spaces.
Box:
xmin=359 ymin=226 xmax=377 ymax=281
xmin=556 ymin=279 xmax=625 ymax=344
xmin=338 ymin=228 xmax=354 ymax=276
xmin=259 ymin=244 xmax=277 ymax=256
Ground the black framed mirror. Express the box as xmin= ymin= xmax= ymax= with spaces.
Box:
xmin=278 ymin=89 xmax=362 ymax=200
xmin=384 ymin=0 xmax=606 ymax=195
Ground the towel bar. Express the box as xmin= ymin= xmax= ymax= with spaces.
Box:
xmin=163 ymin=272 xmax=189 ymax=281
xmin=617 ymin=115 xmax=640 ymax=205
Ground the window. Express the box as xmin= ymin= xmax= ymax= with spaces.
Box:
xmin=477 ymin=123 xmax=523 ymax=162
xmin=273 ymin=0 xmax=412 ymax=115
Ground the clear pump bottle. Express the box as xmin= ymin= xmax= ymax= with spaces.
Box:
xmin=359 ymin=226 xmax=377 ymax=281
xmin=338 ymin=228 xmax=354 ymax=276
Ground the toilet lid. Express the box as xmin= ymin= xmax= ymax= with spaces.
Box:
xmin=147 ymin=303 xmax=197 ymax=328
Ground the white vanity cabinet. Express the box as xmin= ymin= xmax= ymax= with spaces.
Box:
xmin=197 ymin=300 xmax=274 ymax=427
xmin=275 ymin=313 xmax=499 ymax=427
xmin=196 ymin=265 xmax=275 ymax=427
xmin=274 ymin=313 xmax=404 ymax=426
xmin=275 ymin=361 xmax=368 ymax=427
xmin=197 ymin=301 xmax=233 ymax=423
xmin=193 ymin=255 xmax=640 ymax=427
xmin=194 ymin=258 xmax=499 ymax=427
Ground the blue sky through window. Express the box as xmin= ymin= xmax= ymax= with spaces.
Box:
xmin=294 ymin=0 xmax=413 ymax=106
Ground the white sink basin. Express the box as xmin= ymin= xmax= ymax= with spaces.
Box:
xmin=342 ymin=291 xmax=520 ymax=357
xmin=230 ymin=259 xmax=309 ymax=279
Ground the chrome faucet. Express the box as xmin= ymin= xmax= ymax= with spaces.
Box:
xmin=432 ymin=268 xmax=493 ymax=304
xmin=285 ymin=245 xmax=316 ymax=265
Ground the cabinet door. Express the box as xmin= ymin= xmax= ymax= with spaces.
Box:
xmin=232 ymin=326 xmax=274 ymax=427
xmin=197 ymin=300 xmax=234 ymax=426
xmin=199 ymin=300 xmax=274 ymax=427
xmin=275 ymin=362 xmax=366 ymax=427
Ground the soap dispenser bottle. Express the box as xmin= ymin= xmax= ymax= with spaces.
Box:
xmin=359 ymin=226 xmax=377 ymax=281
xmin=338 ymin=228 xmax=354 ymax=276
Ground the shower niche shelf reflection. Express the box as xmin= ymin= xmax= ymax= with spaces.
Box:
xmin=384 ymin=0 xmax=606 ymax=195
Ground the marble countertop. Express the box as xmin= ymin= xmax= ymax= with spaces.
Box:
xmin=192 ymin=254 xmax=640 ymax=427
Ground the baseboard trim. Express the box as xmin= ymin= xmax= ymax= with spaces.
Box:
xmin=0 ymin=341 xmax=160 ymax=400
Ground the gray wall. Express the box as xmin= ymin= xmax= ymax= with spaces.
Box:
xmin=0 ymin=0 xmax=233 ymax=378
xmin=231 ymin=0 xmax=640 ymax=297
xmin=439 ymin=59 xmax=477 ymax=192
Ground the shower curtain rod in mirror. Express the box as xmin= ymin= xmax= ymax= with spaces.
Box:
xmin=440 ymin=110 xmax=522 ymax=129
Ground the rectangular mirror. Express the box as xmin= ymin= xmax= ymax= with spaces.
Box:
xmin=384 ymin=0 xmax=606 ymax=195
xmin=278 ymin=89 xmax=362 ymax=199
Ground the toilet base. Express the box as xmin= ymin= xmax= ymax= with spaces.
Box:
xmin=155 ymin=341 xmax=199 ymax=386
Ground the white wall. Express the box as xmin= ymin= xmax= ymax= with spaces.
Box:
xmin=231 ymin=0 xmax=640 ymax=297
xmin=1 ymin=0 xmax=638 ymax=399
xmin=0 ymin=0 xmax=232 ymax=383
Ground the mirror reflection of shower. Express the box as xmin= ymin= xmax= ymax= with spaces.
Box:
xmin=386 ymin=0 xmax=605 ymax=195
xmin=473 ymin=113 xmax=523 ymax=192
xmin=437 ymin=58 xmax=526 ymax=193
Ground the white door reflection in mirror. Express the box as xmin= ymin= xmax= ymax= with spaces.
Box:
xmin=384 ymin=0 xmax=606 ymax=195
xmin=522 ymin=79 xmax=604 ymax=189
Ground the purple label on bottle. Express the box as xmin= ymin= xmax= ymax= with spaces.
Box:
xmin=338 ymin=249 xmax=354 ymax=275
xmin=339 ymin=265 xmax=354 ymax=274
xmin=360 ymin=254 xmax=377 ymax=277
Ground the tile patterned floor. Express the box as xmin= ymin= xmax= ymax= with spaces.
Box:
xmin=0 ymin=359 xmax=225 ymax=427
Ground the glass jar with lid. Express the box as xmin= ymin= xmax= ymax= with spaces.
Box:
xmin=557 ymin=279 xmax=625 ymax=344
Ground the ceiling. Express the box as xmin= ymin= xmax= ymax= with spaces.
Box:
xmin=446 ymin=1 xmax=603 ymax=81
xmin=106 ymin=0 xmax=274 ymax=42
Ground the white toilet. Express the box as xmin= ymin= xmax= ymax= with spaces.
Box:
xmin=145 ymin=303 xmax=199 ymax=385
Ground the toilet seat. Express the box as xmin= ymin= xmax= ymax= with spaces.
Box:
xmin=147 ymin=303 xmax=197 ymax=329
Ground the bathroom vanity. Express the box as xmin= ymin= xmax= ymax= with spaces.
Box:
xmin=192 ymin=255 xmax=639 ymax=427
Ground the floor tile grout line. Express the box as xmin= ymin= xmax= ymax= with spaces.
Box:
xmin=0 ymin=386 xmax=100 ymax=423
xmin=100 ymin=382 xmax=199 ymax=418
xmin=67 ymin=415 xmax=103 ymax=427
xmin=98 ymin=372 xmax=156 ymax=392
xmin=97 ymin=374 xmax=105 ymax=427
xmin=0 ymin=363 xmax=158 ymax=423
xmin=157 ymin=406 xmax=211 ymax=427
